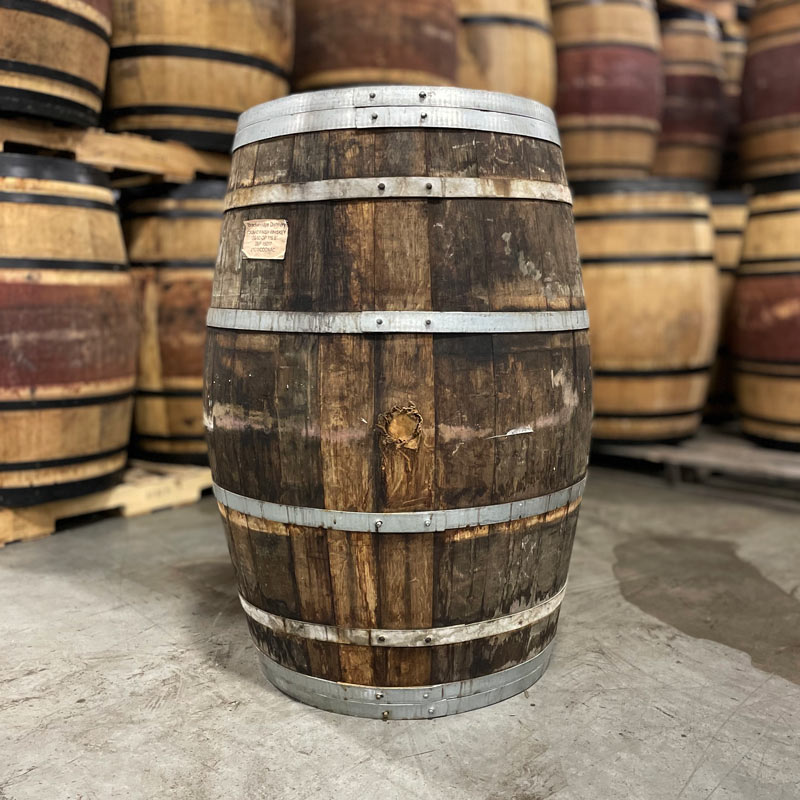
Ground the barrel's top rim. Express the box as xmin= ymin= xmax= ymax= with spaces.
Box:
xmin=0 ymin=152 xmax=111 ymax=188
xmin=233 ymin=86 xmax=558 ymax=151
xmin=571 ymin=178 xmax=711 ymax=196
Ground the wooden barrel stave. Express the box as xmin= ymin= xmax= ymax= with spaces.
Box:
xmin=122 ymin=181 xmax=225 ymax=465
xmin=293 ymin=0 xmax=458 ymax=91
xmin=732 ymin=176 xmax=800 ymax=447
xmin=740 ymin=0 xmax=800 ymax=180
xmin=206 ymin=88 xmax=591 ymax=717
xmin=0 ymin=0 xmax=111 ymax=126
xmin=107 ymin=0 xmax=293 ymax=152
xmin=653 ymin=10 xmax=727 ymax=183
xmin=573 ymin=179 xmax=719 ymax=442
xmin=553 ymin=0 xmax=663 ymax=180
xmin=0 ymin=154 xmax=137 ymax=507
xmin=456 ymin=0 xmax=556 ymax=105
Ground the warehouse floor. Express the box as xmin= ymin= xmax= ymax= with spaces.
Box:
xmin=1 ymin=467 xmax=799 ymax=800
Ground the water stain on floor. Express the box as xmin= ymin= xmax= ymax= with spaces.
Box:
xmin=613 ymin=536 xmax=800 ymax=685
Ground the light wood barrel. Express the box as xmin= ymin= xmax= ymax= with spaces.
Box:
xmin=456 ymin=0 xmax=556 ymax=105
xmin=573 ymin=179 xmax=719 ymax=442
xmin=552 ymin=0 xmax=663 ymax=180
xmin=206 ymin=87 xmax=592 ymax=719
xmin=0 ymin=154 xmax=137 ymax=507
xmin=707 ymin=191 xmax=749 ymax=419
xmin=0 ymin=0 xmax=111 ymax=126
xmin=292 ymin=0 xmax=458 ymax=91
xmin=107 ymin=0 xmax=294 ymax=152
xmin=123 ymin=181 xmax=226 ymax=465
xmin=732 ymin=175 xmax=800 ymax=448
xmin=740 ymin=0 xmax=800 ymax=180
xmin=653 ymin=9 xmax=726 ymax=183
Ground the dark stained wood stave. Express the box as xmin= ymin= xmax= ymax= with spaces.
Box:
xmin=206 ymin=96 xmax=591 ymax=708
xmin=292 ymin=0 xmax=458 ymax=91
xmin=0 ymin=154 xmax=137 ymax=507
xmin=0 ymin=0 xmax=112 ymax=127
xmin=552 ymin=0 xmax=664 ymax=180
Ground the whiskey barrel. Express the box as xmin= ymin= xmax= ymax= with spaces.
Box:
xmin=740 ymin=0 xmax=800 ymax=180
xmin=123 ymin=181 xmax=226 ymax=465
xmin=573 ymin=179 xmax=719 ymax=442
xmin=107 ymin=0 xmax=294 ymax=152
xmin=732 ymin=175 xmax=800 ymax=448
xmin=456 ymin=0 xmax=556 ymax=105
xmin=0 ymin=154 xmax=137 ymax=507
xmin=0 ymin=0 xmax=111 ymax=126
xmin=707 ymin=191 xmax=748 ymax=419
xmin=206 ymin=87 xmax=592 ymax=718
xmin=552 ymin=0 xmax=663 ymax=180
xmin=653 ymin=9 xmax=726 ymax=183
xmin=293 ymin=0 xmax=458 ymax=91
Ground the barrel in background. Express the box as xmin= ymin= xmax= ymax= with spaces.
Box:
xmin=0 ymin=0 xmax=112 ymax=126
xmin=107 ymin=0 xmax=294 ymax=152
xmin=552 ymin=0 xmax=663 ymax=180
xmin=740 ymin=0 xmax=800 ymax=180
xmin=123 ymin=181 xmax=226 ymax=465
xmin=0 ymin=154 xmax=137 ymax=507
xmin=653 ymin=8 xmax=726 ymax=183
xmin=707 ymin=191 xmax=748 ymax=420
xmin=206 ymin=87 xmax=592 ymax=718
xmin=732 ymin=175 xmax=800 ymax=448
xmin=573 ymin=179 xmax=719 ymax=442
xmin=456 ymin=0 xmax=556 ymax=105
xmin=293 ymin=0 xmax=458 ymax=91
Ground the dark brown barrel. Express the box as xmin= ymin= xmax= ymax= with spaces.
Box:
xmin=122 ymin=181 xmax=226 ymax=465
xmin=653 ymin=8 xmax=726 ymax=183
xmin=0 ymin=154 xmax=138 ymax=507
xmin=573 ymin=179 xmax=719 ymax=443
xmin=552 ymin=0 xmax=663 ymax=180
xmin=0 ymin=0 xmax=111 ymax=126
xmin=292 ymin=0 xmax=458 ymax=91
xmin=456 ymin=0 xmax=556 ymax=105
xmin=731 ymin=175 xmax=800 ymax=448
xmin=740 ymin=0 xmax=800 ymax=180
xmin=107 ymin=0 xmax=294 ymax=152
xmin=707 ymin=191 xmax=748 ymax=420
xmin=205 ymin=87 xmax=592 ymax=719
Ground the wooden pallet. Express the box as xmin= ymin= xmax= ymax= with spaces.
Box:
xmin=593 ymin=427 xmax=800 ymax=491
xmin=0 ymin=118 xmax=230 ymax=184
xmin=0 ymin=461 xmax=213 ymax=547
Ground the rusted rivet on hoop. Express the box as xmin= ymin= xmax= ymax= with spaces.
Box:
xmin=369 ymin=92 xmax=376 ymax=99
xmin=378 ymin=635 xmax=386 ymax=643
xmin=375 ymin=518 xmax=383 ymax=528
xmin=376 ymin=319 xmax=383 ymax=326
xmin=419 ymin=91 xmax=427 ymax=99
xmin=371 ymin=112 xmax=378 ymax=120
xmin=378 ymin=182 xmax=386 ymax=191
xmin=382 ymin=710 xmax=390 ymax=720
xmin=427 ymin=707 xmax=435 ymax=715
xmin=375 ymin=692 xmax=384 ymax=699
xmin=425 ymin=319 xmax=432 ymax=326
xmin=424 ymin=636 xmax=433 ymax=644
xmin=420 ymin=112 xmax=428 ymax=120
xmin=425 ymin=183 xmax=433 ymax=190
xmin=424 ymin=519 xmax=432 ymax=527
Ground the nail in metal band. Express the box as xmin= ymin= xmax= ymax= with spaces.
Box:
xmin=213 ymin=475 xmax=585 ymax=533
xmin=256 ymin=640 xmax=554 ymax=719
xmin=225 ymin=177 xmax=572 ymax=210
xmin=206 ymin=309 xmax=589 ymax=335
xmin=234 ymin=86 xmax=559 ymax=150
xmin=241 ymin=584 xmax=566 ymax=647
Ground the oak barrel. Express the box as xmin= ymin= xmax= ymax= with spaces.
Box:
xmin=731 ymin=175 xmax=800 ymax=448
xmin=107 ymin=0 xmax=294 ymax=152
xmin=0 ymin=154 xmax=137 ymax=507
xmin=740 ymin=0 xmax=800 ymax=180
xmin=0 ymin=0 xmax=111 ymax=126
xmin=653 ymin=8 xmax=726 ymax=183
xmin=206 ymin=87 xmax=592 ymax=719
xmin=552 ymin=0 xmax=663 ymax=180
xmin=123 ymin=181 xmax=226 ymax=465
xmin=456 ymin=0 xmax=556 ymax=106
xmin=573 ymin=179 xmax=719 ymax=442
xmin=292 ymin=0 xmax=458 ymax=91
xmin=707 ymin=191 xmax=748 ymax=419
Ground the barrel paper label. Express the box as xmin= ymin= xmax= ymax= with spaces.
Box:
xmin=242 ymin=219 xmax=289 ymax=260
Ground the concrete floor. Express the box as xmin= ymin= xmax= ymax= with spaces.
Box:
xmin=1 ymin=467 xmax=799 ymax=800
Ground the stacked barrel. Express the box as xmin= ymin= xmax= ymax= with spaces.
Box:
xmin=0 ymin=1 xmax=295 ymax=508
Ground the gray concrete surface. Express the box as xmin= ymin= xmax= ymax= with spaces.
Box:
xmin=1 ymin=467 xmax=799 ymax=800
